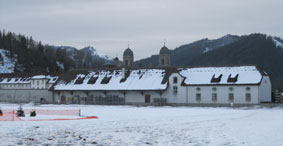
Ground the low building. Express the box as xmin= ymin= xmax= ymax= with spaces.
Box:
xmin=50 ymin=65 xmax=271 ymax=106
xmin=0 ymin=73 xmax=59 ymax=104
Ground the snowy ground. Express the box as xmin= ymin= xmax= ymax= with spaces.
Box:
xmin=0 ymin=103 xmax=283 ymax=146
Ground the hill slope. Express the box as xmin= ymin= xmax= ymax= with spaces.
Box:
xmin=134 ymin=34 xmax=240 ymax=67
xmin=189 ymin=34 xmax=283 ymax=89
xmin=136 ymin=33 xmax=283 ymax=89
xmin=0 ymin=30 xmax=112 ymax=72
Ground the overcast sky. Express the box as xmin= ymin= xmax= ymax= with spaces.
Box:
xmin=1 ymin=0 xmax=283 ymax=60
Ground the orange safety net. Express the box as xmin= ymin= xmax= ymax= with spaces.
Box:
xmin=0 ymin=110 xmax=22 ymax=121
xmin=0 ymin=109 xmax=97 ymax=122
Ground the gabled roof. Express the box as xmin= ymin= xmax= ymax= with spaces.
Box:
xmin=52 ymin=68 xmax=173 ymax=91
xmin=179 ymin=66 xmax=264 ymax=86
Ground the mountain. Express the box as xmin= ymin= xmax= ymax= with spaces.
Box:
xmin=54 ymin=46 xmax=113 ymax=69
xmin=188 ymin=34 xmax=283 ymax=89
xmin=135 ymin=33 xmax=283 ymax=89
xmin=134 ymin=34 xmax=240 ymax=67
xmin=0 ymin=30 xmax=112 ymax=73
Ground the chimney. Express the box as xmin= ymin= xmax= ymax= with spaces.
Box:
xmin=122 ymin=67 xmax=125 ymax=79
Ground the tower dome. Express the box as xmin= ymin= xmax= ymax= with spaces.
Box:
xmin=159 ymin=45 xmax=171 ymax=67
xmin=123 ymin=48 xmax=134 ymax=57
xmin=159 ymin=46 xmax=170 ymax=54
xmin=123 ymin=47 xmax=134 ymax=67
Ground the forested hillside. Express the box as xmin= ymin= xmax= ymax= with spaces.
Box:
xmin=135 ymin=33 xmax=283 ymax=89
xmin=189 ymin=34 xmax=283 ymax=89
xmin=0 ymin=30 xmax=112 ymax=73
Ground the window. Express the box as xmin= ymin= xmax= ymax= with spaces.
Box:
xmin=246 ymin=93 xmax=251 ymax=102
xmin=125 ymin=60 xmax=128 ymax=66
xmin=37 ymin=80 xmax=39 ymax=85
xmin=196 ymin=87 xmax=201 ymax=91
xmin=212 ymin=93 xmax=217 ymax=101
xmin=196 ymin=93 xmax=201 ymax=101
xmin=212 ymin=87 xmax=217 ymax=91
xmin=229 ymin=87 xmax=233 ymax=91
xmin=246 ymin=87 xmax=250 ymax=91
xmin=229 ymin=93 xmax=234 ymax=102
xmin=173 ymin=77 xmax=178 ymax=84
xmin=173 ymin=86 xmax=178 ymax=93
xmin=161 ymin=59 xmax=164 ymax=65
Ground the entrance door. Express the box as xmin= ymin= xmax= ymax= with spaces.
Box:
xmin=61 ymin=96 xmax=66 ymax=104
xmin=145 ymin=94 xmax=150 ymax=103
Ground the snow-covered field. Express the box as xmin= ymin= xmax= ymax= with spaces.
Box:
xmin=0 ymin=103 xmax=283 ymax=146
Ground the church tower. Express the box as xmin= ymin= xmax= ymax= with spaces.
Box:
xmin=123 ymin=46 xmax=134 ymax=67
xmin=159 ymin=42 xmax=171 ymax=67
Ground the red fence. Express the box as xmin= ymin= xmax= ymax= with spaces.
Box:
xmin=0 ymin=109 xmax=81 ymax=121
xmin=0 ymin=110 xmax=22 ymax=121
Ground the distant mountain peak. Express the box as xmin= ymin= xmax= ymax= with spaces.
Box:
xmin=81 ymin=46 xmax=112 ymax=60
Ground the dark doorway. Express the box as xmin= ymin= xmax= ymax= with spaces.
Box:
xmin=145 ymin=94 xmax=150 ymax=103
xmin=40 ymin=98 xmax=46 ymax=104
xmin=61 ymin=96 xmax=66 ymax=104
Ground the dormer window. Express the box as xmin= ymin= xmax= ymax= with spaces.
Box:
xmin=75 ymin=77 xmax=85 ymax=84
xmin=87 ymin=76 xmax=98 ymax=84
xmin=101 ymin=76 xmax=112 ymax=84
xmin=227 ymin=74 xmax=239 ymax=83
xmin=211 ymin=74 xmax=222 ymax=83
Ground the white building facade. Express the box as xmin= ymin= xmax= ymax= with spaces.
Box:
xmin=0 ymin=74 xmax=58 ymax=104
xmin=51 ymin=65 xmax=272 ymax=106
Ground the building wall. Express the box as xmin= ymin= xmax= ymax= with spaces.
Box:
xmin=162 ymin=73 xmax=187 ymax=103
xmin=31 ymin=79 xmax=47 ymax=89
xmin=186 ymin=85 xmax=259 ymax=105
xmin=159 ymin=54 xmax=170 ymax=67
xmin=259 ymin=76 xmax=272 ymax=102
xmin=0 ymin=83 xmax=31 ymax=89
xmin=54 ymin=90 xmax=163 ymax=104
xmin=53 ymin=73 xmax=262 ymax=105
xmin=0 ymin=89 xmax=53 ymax=103
xmin=123 ymin=56 xmax=134 ymax=67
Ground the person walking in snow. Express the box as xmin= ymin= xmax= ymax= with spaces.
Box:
xmin=16 ymin=105 xmax=25 ymax=117
xmin=30 ymin=109 xmax=36 ymax=117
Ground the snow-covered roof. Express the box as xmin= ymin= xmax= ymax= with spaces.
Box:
xmin=31 ymin=75 xmax=46 ymax=79
xmin=0 ymin=78 xmax=31 ymax=84
xmin=53 ymin=69 xmax=168 ymax=91
xmin=179 ymin=66 xmax=263 ymax=85
xmin=0 ymin=75 xmax=59 ymax=84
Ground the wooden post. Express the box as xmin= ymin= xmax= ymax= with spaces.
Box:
xmin=12 ymin=110 xmax=14 ymax=121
